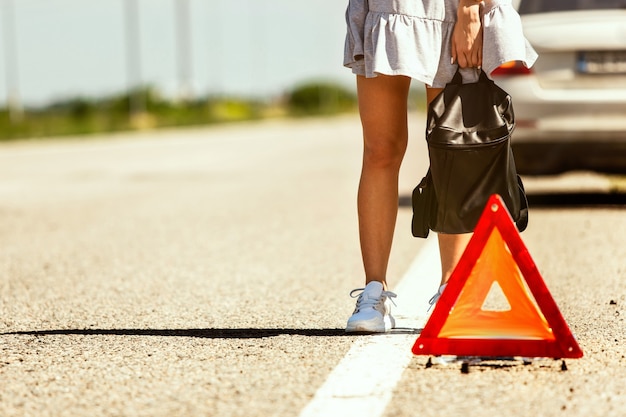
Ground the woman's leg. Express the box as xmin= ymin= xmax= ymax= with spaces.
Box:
xmin=357 ymin=74 xmax=412 ymax=289
xmin=426 ymin=86 xmax=474 ymax=286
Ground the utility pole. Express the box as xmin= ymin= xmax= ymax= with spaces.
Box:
xmin=124 ymin=0 xmax=145 ymax=116
xmin=1 ymin=0 xmax=24 ymax=122
xmin=175 ymin=0 xmax=192 ymax=103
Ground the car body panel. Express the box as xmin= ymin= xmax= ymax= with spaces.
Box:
xmin=492 ymin=7 xmax=626 ymax=174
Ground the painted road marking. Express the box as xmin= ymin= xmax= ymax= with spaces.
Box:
xmin=298 ymin=236 xmax=441 ymax=417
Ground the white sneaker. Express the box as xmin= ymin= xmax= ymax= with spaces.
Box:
xmin=427 ymin=283 xmax=448 ymax=312
xmin=346 ymin=281 xmax=397 ymax=333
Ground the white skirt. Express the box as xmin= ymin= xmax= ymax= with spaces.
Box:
xmin=344 ymin=0 xmax=538 ymax=87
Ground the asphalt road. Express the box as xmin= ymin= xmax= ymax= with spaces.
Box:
xmin=1 ymin=115 xmax=625 ymax=417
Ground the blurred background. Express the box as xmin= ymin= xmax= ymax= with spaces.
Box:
xmin=1 ymin=0 xmax=625 ymax=178
xmin=0 ymin=0 xmax=363 ymax=139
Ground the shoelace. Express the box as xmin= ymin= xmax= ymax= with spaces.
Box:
xmin=427 ymin=283 xmax=448 ymax=312
xmin=350 ymin=287 xmax=397 ymax=312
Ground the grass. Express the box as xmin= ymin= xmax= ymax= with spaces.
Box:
xmin=0 ymin=82 xmax=360 ymax=141
xmin=0 ymin=82 xmax=435 ymax=141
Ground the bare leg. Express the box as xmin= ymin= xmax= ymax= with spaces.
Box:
xmin=426 ymin=86 xmax=473 ymax=286
xmin=356 ymin=75 xmax=412 ymax=290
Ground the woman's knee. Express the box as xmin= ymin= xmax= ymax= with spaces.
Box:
xmin=357 ymin=75 xmax=411 ymax=170
xmin=362 ymin=133 xmax=407 ymax=169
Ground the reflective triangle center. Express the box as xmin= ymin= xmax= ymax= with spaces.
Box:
xmin=481 ymin=281 xmax=511 ymax=312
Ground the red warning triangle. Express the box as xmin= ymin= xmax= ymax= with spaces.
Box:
xmin=412 ymin=194 xmax=583 ymax=359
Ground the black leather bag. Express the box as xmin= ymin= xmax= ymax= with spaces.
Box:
xmin=412 ymin=69 xmax=528 ymax=238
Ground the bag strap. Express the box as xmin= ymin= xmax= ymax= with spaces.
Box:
xmin=448 ymin=68 xmax=491 ymax=85
xmin=418 ymin=168 xmax=432 ymax=189
xmin=516 ymin=175 xmax=529 ymax=233
xmin=450 ymin=69 xmax=463 ymax=85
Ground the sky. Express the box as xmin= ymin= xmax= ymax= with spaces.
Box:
xmin=0 ymin=0 xmax=354 ymax=107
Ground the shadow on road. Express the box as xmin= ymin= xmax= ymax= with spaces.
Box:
xmin=525 ymin=192 xmax=626 ymax=208
xmin=2 ymin=328 xmax=424 ymax=338
xmin=399 ymin=192 xmax=626 ymax=209
xmin=2 ymin=328 xmax=349 ymax=339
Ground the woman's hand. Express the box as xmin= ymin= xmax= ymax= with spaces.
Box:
xmin=451 ymin=0 xmax=483 ymax=68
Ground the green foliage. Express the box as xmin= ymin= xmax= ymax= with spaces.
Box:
xmin=408 ymin=87 xmax=428 ymax=112
xmin=287 ymin=82 xmax=356 ymax=116
xmin=207 ymin=98 xmax=263 ymax=122
xmin=0 ymin=81 xmax=358 ymax=141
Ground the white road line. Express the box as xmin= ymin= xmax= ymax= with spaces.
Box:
xmin=299 ymin=236 xmax=441 ymax=417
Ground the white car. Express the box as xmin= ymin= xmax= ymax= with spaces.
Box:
xmin=491 ymin=0 xmax=626 ymax=175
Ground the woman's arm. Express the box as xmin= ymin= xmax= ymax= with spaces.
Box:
xmin=451 ymin=0 xmax=483 ymax=68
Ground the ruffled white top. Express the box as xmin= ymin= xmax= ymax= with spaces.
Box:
xmin=344 ymin=0 xmax=538 ymax=87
